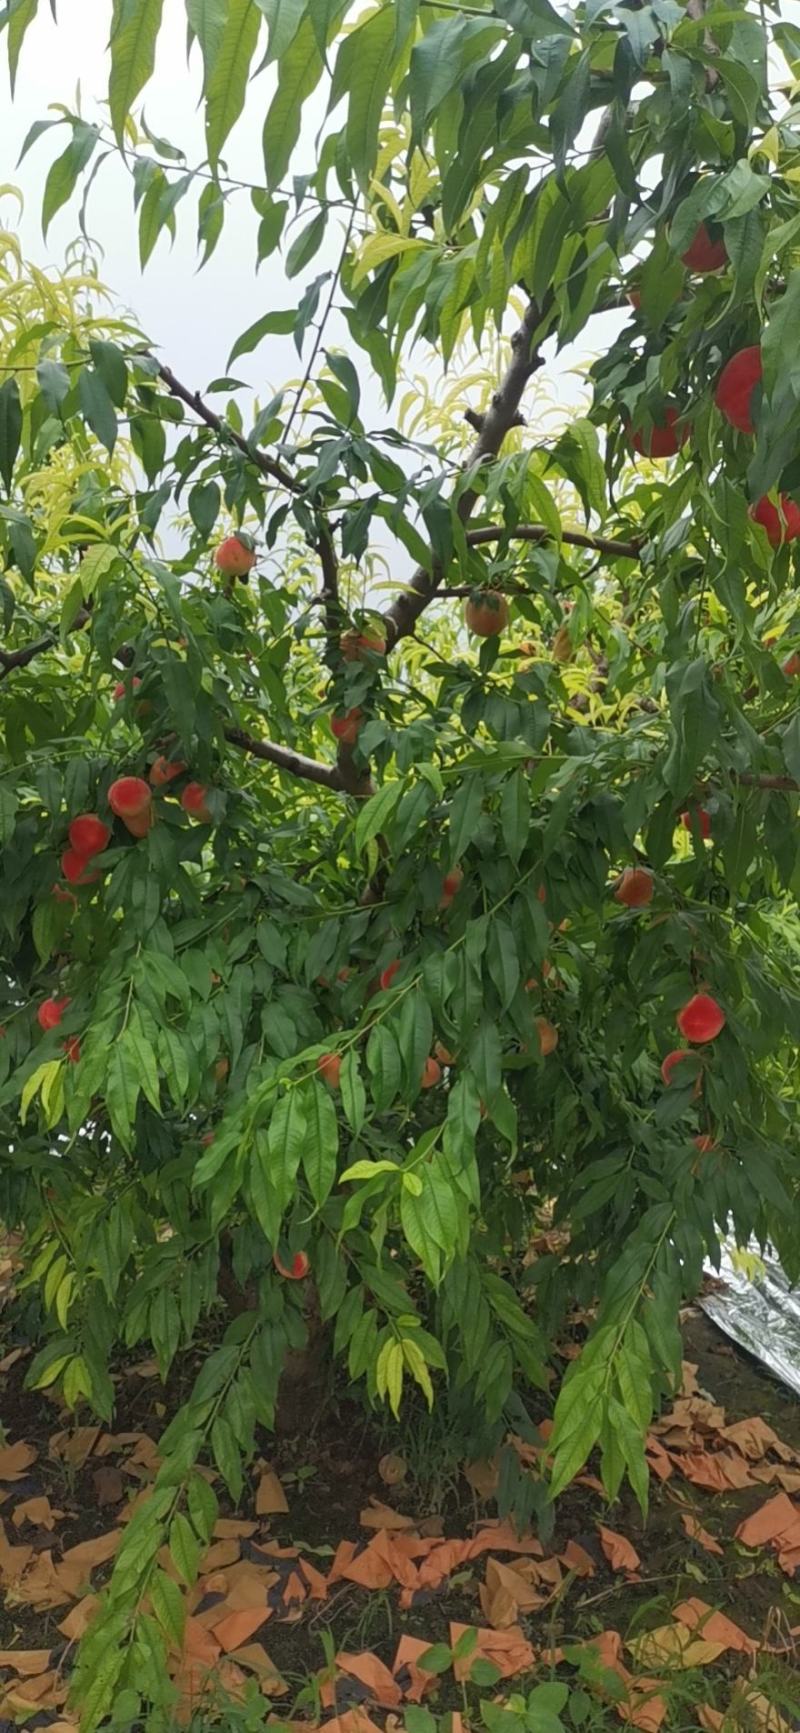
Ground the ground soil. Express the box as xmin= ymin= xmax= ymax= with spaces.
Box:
xmin=1 ymin=1309 xmax=799 ymax=1725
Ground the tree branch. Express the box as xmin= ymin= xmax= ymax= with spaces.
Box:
xmin=381 ymin=297 xmax=550 ymax=647
xmin=157 ymin=364 xmax=299 ymax=494
xmin=733 ymin=771 xmax=798 ymax=791
xmin=316 ymin=518 xmax=341 ymax=654
xmin=465 ymin=524 xmax=643 ymax=561
xmin=224 ymin=727 xmax=344 ymax=791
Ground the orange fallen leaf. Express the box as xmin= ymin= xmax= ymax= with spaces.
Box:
xmin=620 ymin=1682 xmax=667 ymax=1732
xmin=255 ymin=1470 xmax=288 ymax=1516
xmin=326 ymin=1712 xmax=384 ymax=1733
xmin=735 ymin=1493 xmax=799 ymax=1548
xmin=720 ymin=1417 xmax=794 ymax=1463
xmin=0 ymin=1441 xmax=37 ymax=1481
xmin=560 ymin=1539 xmax=596 ymax=1577
xmin=467 ymin=1521 xmax=544 ymax=1559
xmin=182 ymin=1616 xmax=222 ymax=1666
xmin=392 ymin=1635 xmax=438 ymax=1702
xmin=214 ymin=1518 xmax=258 ymax=1538
xmin=679 ymin=1450 xmax=755 ymax=1492
xmin=672 ymin=1598 xmax=756 ymax=1654
xmin=199 ymin=1538 xmax=241 ymax=1571
xmin=211 ymin=1606 xmax=270 ymax=1653
xmin=298 ymin=1556 xmax=328 ymax=1599
xmin=11 ymin=1496 xmax=62 ymax=1531
xmin=0 ymin=1650 xmax=51 ymax=1676
xmin=697 ymin=1709 xmax=724 ymax=1732
xmin=598 ymin=1526 xmax=640 ymax=1572
xmin=335 ymin=1650 xmax=402 ymax=1708
xmin=58 ymin=1595 xmax=100 ymax=1641
xmin=230 ymin=1643 xmax=287 ymax=1692
xmin=48 ymin=1427 xmax=101 ymax=1469
xmin=359 ymin=1500 xmax=417 ymax=1532
xmin=449 ymin=1621 xmax=535 ymax=1682
xmin=680 ymin=1513 xmax=724 ymax=1556
xmin=61 ymin=1529 xmax=120 ymax=1570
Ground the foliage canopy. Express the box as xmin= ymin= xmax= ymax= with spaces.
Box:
xmin=1 ymin=0 xmax=800 ymax=1721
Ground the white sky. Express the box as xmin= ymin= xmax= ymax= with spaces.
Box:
xmin=5 ymin=0 xmax=619 ymax=442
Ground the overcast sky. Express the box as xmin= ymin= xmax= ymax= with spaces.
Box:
xmin=4 ymin=0 xmax=623 ymax=442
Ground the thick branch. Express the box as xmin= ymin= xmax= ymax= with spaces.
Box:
xmin=224 ymin=727 xmax=343 ymax=791
xmin=466 ymin=524 xmax=643 ymax=561
xmin=317 ymin=519 xmax=341 ymax=651
xmin=381 ymin=298 xmax=549 ymax=647
xmin=157 ymin=364 xmax=299 ymax=495
xmin=733 ymin=771 xmax=797 ymax=791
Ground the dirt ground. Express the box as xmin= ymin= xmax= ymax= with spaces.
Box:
xmin=1 ymin=1309 xmax=799 ymax=1730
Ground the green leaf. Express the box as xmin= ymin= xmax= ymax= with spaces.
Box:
xmin=150 ymin=1567 xmax=185 ymax=1646
xmin=228 ymin=307 xmax=296 ymax=367
xmin=42 ymin=122 xmax=99 ymax=238
xmin=499 ymin=772 xmax=530 ymax=866
xmin=366 ymin=1023 xmax=402 ymax=1113
xmin=332 ymin=4 xmax=395 ymax=191
xmin=78 ymin=367 xmax=117 ymax=455
xmin=355 ymin=779 xmax=402 ymax=854
xmin=267 ymin=1086 xmax=307 ymax=1196
xmin=197 ymin=178 xmax=225 ymax=263
xmin=339 ymin=1048 xmax=366 ymax=1136
xmin=302 ymin=1079 xmax=339 ymax=1206
xmin=205 ymin=0 xmax=262 ymax=168
xmin=109 ymin=0 xmax=165 ymax=146
xmin=186 ymin=0 xmax=227 ymax=84
xmin=448 ymin=775 xmax=484 ymax=864
xmin=285 ymin=209 xmax=326 ymax=278
xmin=255 ymin=0 xmax=305 ymax=63
xmin=0 ymin=377 xmax=22 ymax=493
xmin=7 ymin=0 xmax=39 ymax=95
xmin=169 ymin=1512 xmax=201 ymax=1585
xmin=188 ymin=479 xmax=221 ymax=535
xmin=783 ymin=712 xmax=800 ymax=784
xmin=486 ymin=919 xmax=519 ymax=1011
xmin=187 ymin=1472 xmax=218 ymax=1542
xmin=89 ymin=338 xmax=128 ymax=407
xmin=262 ymin=18 xmax=322 ymax=191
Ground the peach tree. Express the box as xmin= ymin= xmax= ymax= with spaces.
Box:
xmin=1 ymin=0 xmax=800 ymax=1719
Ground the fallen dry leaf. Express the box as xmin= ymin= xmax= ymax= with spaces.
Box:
xmin=628 ymin=1623 xmax=726 ymax=1670
xmin=680 ymin=1513 xmax=724 ymax=1556
xmin=0 ymin=1440 xmax=37 ymax=1481
xmin=679 ymin=1450 xmax=755 ymax=1492
xmin=450 ymin=1621 xmax=535 ymax=1682
xmin=230 ymin=1643 xmax=287 ymax=1692
xmin=598 ymin=1526 xmax=640 ymax=1572
xmin=11 ymin=1496 xmax=63 ymax=1531
xmin=255 ymin=1470 xmax=288 ymax=1517
xmin=48 ymin=1427 xmax=101 ymax=1469
xmin=214 ymin=1518 xmax=258 ymax=1538
xmin=61 ymin=1529 xmax=120 ymax=1570
xmin=359 ymin=1500 xmax=418 ymax=1533
xmin=335 ymin=1650 xmax=402 ymax=1708
xmin=672 ymin=1598 xmax=756 ymax=1655
xmin=378 ymin=1453 xmax=407 ymax=1487
xmin=392 ymin=1635 xmax=438 ymax=1703
xmin=560 ymin=1539 xmax=596 ymax=1577
xmin=211 ymin=1606 xmax=270 ymax=1653
xmin=58 ymin=1595 xmax=100 ymax=1641
xmin=720 ymin=1417 xmax=795 ymax=1463
xmin=0 ymin=1649 xmax=52 ymax=1676
xmin=325 ymin=1711 xmax=384 ymax=1733
xmin=735 ymin=1493 xmax=798 ymax=1549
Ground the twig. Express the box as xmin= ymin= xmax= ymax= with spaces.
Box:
xmin=282 ymin=208 xmax=357 ymax=447
xmin=156 ymin=363 xmax=298 ymax=494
